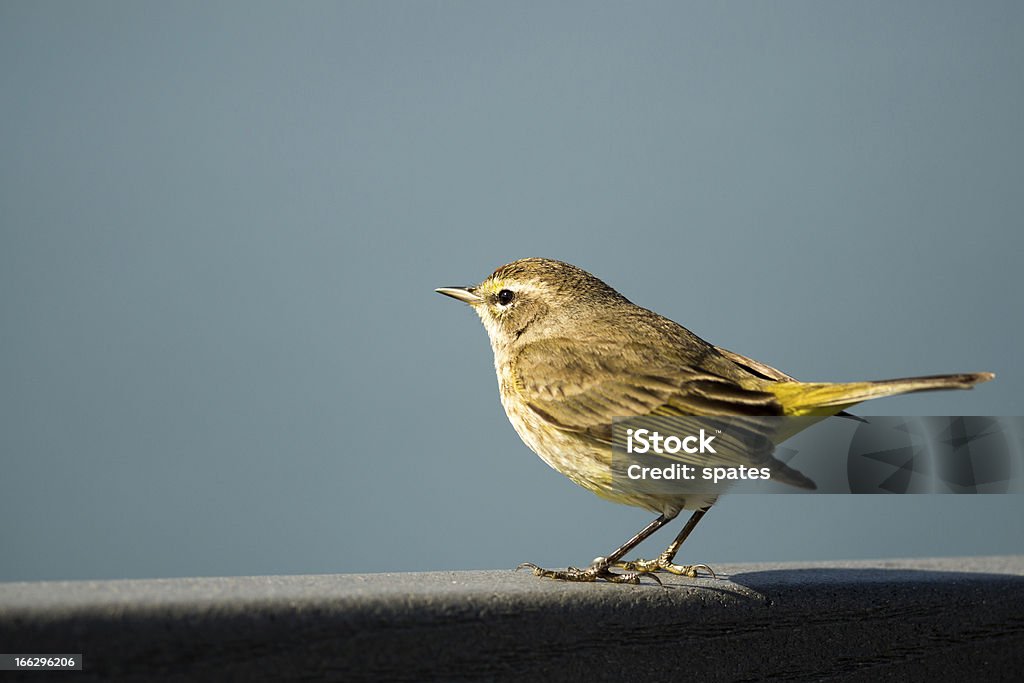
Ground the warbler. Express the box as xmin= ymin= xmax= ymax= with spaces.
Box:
xmin=436 ymin=258 xmax=994 ymax=584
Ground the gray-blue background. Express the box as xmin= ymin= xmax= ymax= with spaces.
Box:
xmin=2 ymin=1 xmax=1021 ymax=581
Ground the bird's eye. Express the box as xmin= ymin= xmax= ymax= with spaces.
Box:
xmin=497 ymin=289 xmax=515 ymax=306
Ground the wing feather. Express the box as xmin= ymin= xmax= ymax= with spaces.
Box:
xmin=511 ymin=338 xmax=815 ymax=489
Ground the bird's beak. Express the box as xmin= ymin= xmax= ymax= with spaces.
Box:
xmin=435 ymin=286 xmax=484 ymax=305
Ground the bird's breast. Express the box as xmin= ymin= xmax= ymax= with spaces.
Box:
xmin=493 ymin=358 xmax=717 ymax=515
xmin=495 ymin=361 xmax=597 ymax=480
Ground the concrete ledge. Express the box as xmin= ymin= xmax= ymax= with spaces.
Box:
xmin=2 ymin=556 xmax=1023 ymax=681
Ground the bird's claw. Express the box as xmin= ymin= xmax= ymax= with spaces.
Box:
xmin=613 ymin=556 xmax=716 ymax=579
xmin=515 ymin=561 xmax=662 ymax=585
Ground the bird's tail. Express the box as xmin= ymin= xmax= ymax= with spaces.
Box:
xmin=766 ymin=372 xmax=995 ymax=416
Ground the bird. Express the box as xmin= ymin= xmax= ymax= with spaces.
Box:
xmin=436 ymin=258 xmax=994 ymax=584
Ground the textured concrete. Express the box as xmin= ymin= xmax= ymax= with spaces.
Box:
xmin=2 ymin=556 xmax=1023 ymax=681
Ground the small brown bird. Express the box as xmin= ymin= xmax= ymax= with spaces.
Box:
xmin=437 ymin=258 xmax=994 ymax=584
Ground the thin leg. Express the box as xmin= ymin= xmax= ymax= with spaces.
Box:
xmin=518 ymin=513 xmax=674 ymax=585
xmin=614 ymin=506 xmax=716 ymax=578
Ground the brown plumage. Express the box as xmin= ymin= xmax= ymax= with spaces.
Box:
xmin=437 ymin=258 xmax=994 ymax=583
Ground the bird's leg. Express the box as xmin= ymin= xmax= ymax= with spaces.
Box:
xmin=614 ymin=506 xmax=716 ymax=578
xmin=517 ymin=513 xmax=674 ymax=585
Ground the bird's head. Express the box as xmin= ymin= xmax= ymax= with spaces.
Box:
xmin=436 ymin=257 xmax=628 ymax=352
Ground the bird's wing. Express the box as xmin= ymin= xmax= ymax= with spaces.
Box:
xmin=714 ymin=346 xmax=797 ymax=382
xmin=512 ymin=338 xmax=782 ymax=435
xmin=715 ymin=344 xmax=866 ymax=423
xmin=511 ymin=338 xmax=815 ymax=488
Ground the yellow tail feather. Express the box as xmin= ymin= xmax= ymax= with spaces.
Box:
xmin=766 ymin=372 xmax=995 ymax=416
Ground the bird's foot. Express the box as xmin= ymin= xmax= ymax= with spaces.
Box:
xmin=516 ymin=558 xmax=662 ymax=585
xmin=613 ymin=552 xmax=716 ymax=579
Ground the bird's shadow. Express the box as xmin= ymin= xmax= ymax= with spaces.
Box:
xmin=655 ymin=564 xmax=1024 ymax=601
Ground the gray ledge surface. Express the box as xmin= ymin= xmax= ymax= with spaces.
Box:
xmin=2 ymin=556 xmax=1023 ymax=681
